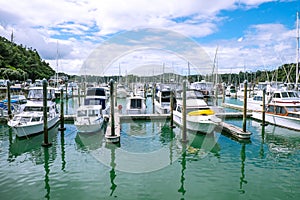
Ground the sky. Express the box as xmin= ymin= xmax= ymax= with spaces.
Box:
xmin=0 ymin=0 xmax=300 ymax=77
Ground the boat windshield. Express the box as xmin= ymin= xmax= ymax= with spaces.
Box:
xmin=88 ymin=110 xmax=99 ymax=117
xmin=77 ymin=110 xmax=87 ymax=117
xmin=281 ymin=92 xmax=288 ymax=98
xmin=288 ymin=91 xmax=299 ymax=98
xmin=20 ymin=117 xmax=31 ymax=123
xmin=23 ymin=106 xmax=49 ymax=112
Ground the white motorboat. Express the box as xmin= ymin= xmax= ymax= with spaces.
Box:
xmin=74 ymin=105 xmax=104 ymax=133
xmin=173 ymin=90 xmax=222 ymax=134
xmin=84 ymin=87 xmax=109 ymax=114
xmin=67 ymin=82 xmax=79 ymax=97
xmin=126 ymin=96 xmax=146 ymax=114
xmin=154 ymin=87 xmax=171 ymax=114
xmin=26 ymin=86 xmax=56 ymax=101
xmin=7 ymin=100 xmax=59 ymax=137
xmin=0 ymin=95 xmax=27 ymax=117
xmin=116 ymin=84 xmax=128 ymax=98
xmin=225 ymin=84 xmax=237 ymax=97
xmin=251 ymin=90 xmax=300 ymax=131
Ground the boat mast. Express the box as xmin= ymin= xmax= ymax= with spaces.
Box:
xmin=296 ymin=12 xmax=299 ymax=89
xmin=56 ymin=41 xmax=59 ymax=88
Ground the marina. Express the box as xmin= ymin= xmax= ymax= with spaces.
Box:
xmin=1 ymin=87 xmax=300 ymax=199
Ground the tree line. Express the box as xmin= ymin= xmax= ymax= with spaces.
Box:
xmin=0 ymin=36 xmax=55 ymax=82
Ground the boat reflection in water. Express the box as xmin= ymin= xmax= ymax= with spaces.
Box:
xmin=251 ymin=120 xmax=300 ymax=156
xmin=75 ymin=127 xmax=106 ymax=151
xmin=9 ymin=124 xmax=59 ymax=159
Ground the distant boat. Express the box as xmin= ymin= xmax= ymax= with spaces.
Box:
xmin=84 ymin=87 xmax=109 ymax=114
xmin=225 ymin=84 xmax=237 ymax=97
xmin=116 ymin=84 xmax=128 ymax=98
xmin=0 ymin=95 xmax=27 ymax=117
xmin=74 ymin=104 xmax=104 ymax=133
xmin=26 ymin=86 xmax=56 ymax=101
xmin=173 ymin=90 xmax=221 ymax=134
xmin=154 ymin=86 xmax=171 ymax=114
xmin=126 ymin=96 xmax=146 ymax=114
xmin=7 ymin=100 xmax=59 ymax=137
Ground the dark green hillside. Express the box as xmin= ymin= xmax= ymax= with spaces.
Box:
xmin=0 ymin=36 xmax=55 ymax=81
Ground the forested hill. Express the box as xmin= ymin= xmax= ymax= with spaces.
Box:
xmin=0 ymin=36 xmax=55 ymax=81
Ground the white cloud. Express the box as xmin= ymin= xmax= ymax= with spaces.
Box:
xmin=0 ymin=0 xmax=296 ymax=76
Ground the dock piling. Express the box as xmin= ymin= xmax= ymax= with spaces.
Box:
xmin=110 ymin=79 xmax=115 ymax=136
xmin=105 ymin=79 xmax=120 ymax=144
xmin=59 ymin=88 xmax=66 ymax=131
xmin=152 ymin=84 xmax=156 ymax=114
xmin=222 ymin=83 xmax=225 ymax=104
xmin=78 ymin=87 xmax=81 ymax=106
xmin=242 ymin=80 xmax=248 ymax=132
xmin=182 ymin=80 xmax=187 ymax=142
xmin=170 ymin=89 xmax=175 ymax=128
xmin=261 ymin=88 xmax=267 ymax=126
xmin=7 ymin=81 xmax=12 ymax=120
xmin=42 ymin=79 xmax=52 ymax=147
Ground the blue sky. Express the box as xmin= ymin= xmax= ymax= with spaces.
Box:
xmin=0 ymin=0 xmax=299 ymax=76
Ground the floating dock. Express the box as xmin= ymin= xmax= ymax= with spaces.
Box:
xmin=218 ymin=122 xmax=252 ymax=140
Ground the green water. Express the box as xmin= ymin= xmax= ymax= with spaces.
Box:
xmin=1 ymin=97 xmax=300 ymax=200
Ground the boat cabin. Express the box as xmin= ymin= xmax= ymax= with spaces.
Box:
xmin=267 ymin=104 xmax=300 ymax=118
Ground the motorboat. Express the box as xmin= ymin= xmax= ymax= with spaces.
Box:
xmin=126 ymin=96 xmax=146 ymax=114
xmin=0 ymin=95 xmax=27 ymax=117
xmin=74 ymin=104 xmax=104 ymax=133
xmin=173 ymin=90 xmax=222 ymax=134
xmin=251 ymin=90 xmax=300 ymax=131
xmin=26 ymin=86 xmax=56 ymax=101
xmin=225 ymin=84 xmax=237 ymax=97
xmin=67 ymin=82 xmax=79 ymax=97
xmin=116 ymin=84 xmax=128 ymax=98
xmin=154 ymin=87 xmax=171 ymax=114
xmin=7 ymin=100 xmax=59 ymax=137
xmin=84 ymin=87 xmax=109 ymax=114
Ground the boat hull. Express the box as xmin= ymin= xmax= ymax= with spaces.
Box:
xmin=75 ymin=123 xmax=103 ymax=133
xmin=173 ymin=112 xmax=219 ymax=134
xmin=10 ymin=116 xmax=59 ymax=138
xmin=154 ymin=102 xmax=170 ymax=114
xmin=252 ymin=111 xmax=300 ymax=131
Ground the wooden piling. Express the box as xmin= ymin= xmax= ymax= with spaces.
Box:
xmin=261 ymin=88 xmax=267 ymax=126
xmin=152 ymin=83 xmax=156 ymax=114
xmin=114 ymin=82 xmax=117 ymax=107
xmin=170 ymin=89 xmax=175 ymax=128
xmin=242 ymin=80 xmax=247 ymax=132
xmin=182 ymin=80 xmax=187 ymax=142
xmin=59 ymin=88 xmax=66 ymax=131
xmin=222 ymin=83 xmax=225 ymax=104
xmin=110 ymin=79 xmax=115 ymax=136
xmin=7 ymin=81 xmax=12 ymax=120
xmin=65 ymin=82 xmax=68 ymax=100
xmin=78 ymin=87 xmax=81 ymax=106
xmin=42 ymin=79 xmax=52 ymax=147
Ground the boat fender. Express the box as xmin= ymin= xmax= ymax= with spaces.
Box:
xmin=118 ymin=104 xmax=122 ymax=110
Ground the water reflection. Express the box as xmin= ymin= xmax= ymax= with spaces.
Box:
xmin=9 ymin=125 xmax=58 ymax=161
xmin=178 ymin=143 xmax=187 ymax=199
xmin=43 ymin=146 xmax=51 ymax=200
xmin=251 ymin=120 xmax=300 ymax=156
xmin=239 ymin=143 xmax=247 ymax=194
xmin=75 ymin=130 xmax=105 ymax=151
xmin=60 ymin=130 xmax=66 ymax=171
xmin=106 ymin=144 xmax=118 ymax=197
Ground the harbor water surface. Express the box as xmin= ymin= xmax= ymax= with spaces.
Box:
xmin=0 ymin=98 xmax=300 ymax=200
